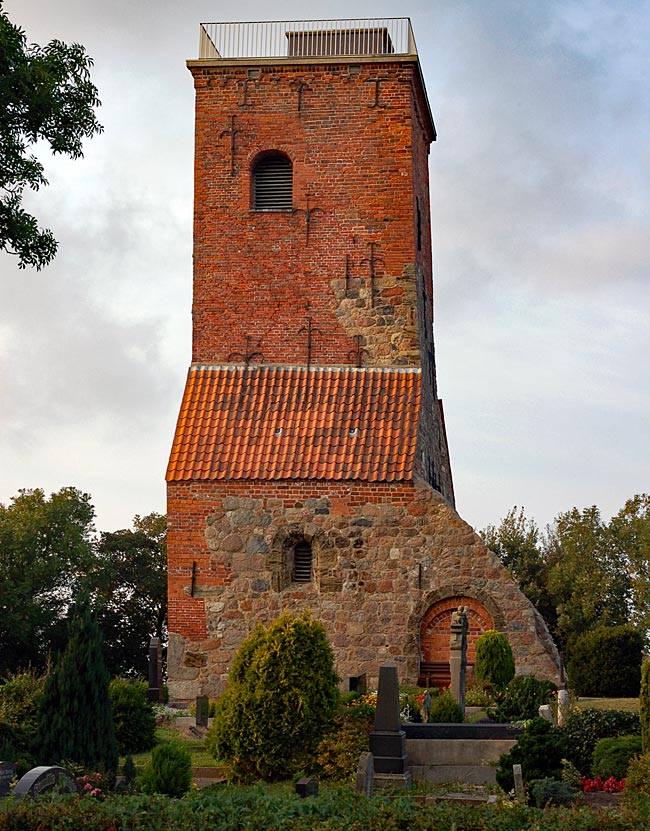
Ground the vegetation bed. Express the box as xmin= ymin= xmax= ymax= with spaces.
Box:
xmin=1 ymin=785 xmax=649 ymax=831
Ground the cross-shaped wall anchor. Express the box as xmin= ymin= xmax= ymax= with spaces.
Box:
xmin=220 ymin=115 xmax=242 ymax=175
xmin=348 ymin=335 xmax=369 ymax=368
xmin=238 ymin=78 xmax=249 ymax=107
xmin=366 ymin=78 xmax=388 ymax=109
xmin=297 ymin=80 xmax=311 ymax=112
xmin=359 ymin=241 xmax=385 ymax=307
xmin=293 ymin=194 xmax=323 ymax=246
xmin=227 ymin=335 xmax=264 ymax=366
xmin=344 ymin=254 xmax=357 ymax=297
xmin=297 ymin=317 xmax=322 ymax=369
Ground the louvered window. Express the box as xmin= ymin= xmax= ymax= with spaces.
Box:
xmin=293 ymin=541 xmax=312 ymax=583
xmin=253 ymin=152 xmax=293 ymax=210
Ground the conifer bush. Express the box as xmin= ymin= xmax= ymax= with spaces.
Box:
xmin=474 ymin=630 xmax=515 ymax=690
xmin=426 ymin=690 xmax=464 ymax=723
xmin=640 ymin=657 xmax=650 ymax=753
xmin=488 ymin=674 xmax=556 ymax=723
xmin=37 ymin=596 xmax=118 ymax=773
xmin=206 ymin=612 xmax=339 ymax=782
xmin=109 ymin=678 xmax=156 ymax=754
xmin=496 ymin=717 xmax=565 ymax=794
xmin=139 ymin=742 xmax=192 ymax=797
xmin=592 ymin=734 xmax=642 ymax=780
xmin=566 ymin=625 xmax=643 ymax=697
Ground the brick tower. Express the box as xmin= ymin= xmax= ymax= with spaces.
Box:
xmin=166 ymin=19 xmax=562 ymax=699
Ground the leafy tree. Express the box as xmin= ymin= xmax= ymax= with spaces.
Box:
xmin=207 ymin=612 xmax=339 ymax=782
xmin=545 ymin=506 xmax=630 ymax=652
xmin=0 ymin=487 xmax=97 ymax=673
xmin=0 ymin=2 xmax=102 ymax=269
xmin=481 ymin=507 xmax=557 ymax=631
xmin=38 ymin=594 xmax=118 ymax=773
xmin=609 ymin=494 xmax=650 ymax=633
xmin=92 ymin=513 xmax=167 ymax=677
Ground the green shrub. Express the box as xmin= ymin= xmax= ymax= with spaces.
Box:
xmin=567 ymin=625 xmax=643 ymax=697
xmin=474 ymin=630 xmax=515 ymax=690
xmin=641 ymin=658 xmax=650 ymax=754
xmin=625 ymin=752 xmax=650 ymax=793
xmin=488 ymin=674 xmax=556 ymax=723
xmin=139 ymin=742 xmax=192 ymax=797
xmin=109 ymin=678 xmax=156 ymax=755
xmin=592 ymin=734 xmax=642 ymax=780
xmin=206 ymin=612 xmax=339 ymax=782
xmin=316 ymin=711 xmax=373 ymax=781
xmin=496 ymin=717 xmax=564 ymax=793
xmin=427 ymin=690 xmax=463 ymax=723
xmin=560 ymin=707 xmax=641 ymax=774
xmin=0 ymin=668 xmax=46 ymax=737
xmin=465 ymin=677 xmax=494 ymax=707
xmin=530 ymin=776 xmax=577 ymax=807
xmin=0 ymin=721 xmax=33 ymax=774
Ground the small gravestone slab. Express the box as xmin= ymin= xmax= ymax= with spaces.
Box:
xmin=13 ymin=766 xmax=78 ymax=797
xmin=295 ymin=777 xmax=318 ymax=798
xmin=356 ymin=751 xmax=374 ymax=797
xmin=0 ymin=762 xmax=16 ymax=798
xmin=196 ymin=695 xmax=209 ymax=727
xmin=557 ymin=689 xmax=569 ymax=726
xmin=538 ymin=704 xmax=553 ymax=723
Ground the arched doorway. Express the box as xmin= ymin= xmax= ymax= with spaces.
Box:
xmin=419 ymin=596 xmax=494 ymax=689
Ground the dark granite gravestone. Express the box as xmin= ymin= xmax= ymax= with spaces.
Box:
xmin=195 ymin=695 xmax=209 ymax=727
xmin=0 ymin=762 xmax=16 ymax=798
xmin=148 ymin=636 xmax=164 ymax=703
xmin=295 ymin=777 xmax=318 ymax=797
xmin=369 ymin=663 xmax=411 ymax=788
xmin=355 ymin=751 xmax=374 ymax=797
xmin=13 ymin=766 xmax=78 ymax=797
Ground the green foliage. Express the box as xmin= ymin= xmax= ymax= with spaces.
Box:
xmin=609 ymin=494 xmax=650 ymax=634
xmin=316 ymin=711 xmax=372 ymax=781
xmin=0 ymin=487 xmax=96 ymax=674
xmin=625 ymin=752 xmax=650 ymax=793
xmin=0 ymin=4 xmax=102 ymax=269
xmin=530 ymin=777 xmax=577 ymax=807
xmin=426 ymin=690 xmax=464 ymax=723
xmin=465 ymin=677 xmax=494 ymax=707
xmin=206 ymin=613 xmax=339 ymax=782
xmin=592 ymin=735 xmax=642 ymax=780
xmin=0 ymin=720 xmax=33 ymax=771
xmin=641 ymin=658 xmax=650 ymax=754
xmin=92 ymin=515 xmax=167 ymax=677
xmin=37 ymin=595 xmax=118 ymax=773
xmin=0 ymin=667 xmax=45 ymax=736
xmin=567 ymin=625 xmax=642 ymax=697
xmin=474 ymin=630 xmax=515 ymax=690
xmin=488 ymin=674 xmax=556 ymax=723
xmin=109 ymin=678 xmax=156 ymax=755
xmin=560 ymin=707 xmax=641 ymax=774
xmin=561 ymin=758 xmax=582 ymax=789
xmin=139 ymin=742 xmax=192 ymax=798
xmin=122 ymin=754 xmax=137 ymax=792
xmin=496 ymin=717 xmax=565 ymax=793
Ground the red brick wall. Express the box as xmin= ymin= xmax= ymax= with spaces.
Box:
xmin=189 ymin=58 xmax=433 ymax=367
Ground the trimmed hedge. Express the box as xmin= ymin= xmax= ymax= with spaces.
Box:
xmin=109 ymin=678 xmax=157 ymax=755
xmin=592 ymin=734 xmax=642 ymax=780
xmin=566 ymin=626 xmax=643 ymax=697
xmin=560 ymin=708 xmax=641 ymax=774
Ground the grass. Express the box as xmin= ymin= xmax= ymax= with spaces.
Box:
xmin=120 ymin=724 xmax=218 ymax=771
xmin=574 ymin=698 xmax=639 ymax=712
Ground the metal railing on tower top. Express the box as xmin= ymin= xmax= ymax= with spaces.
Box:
xmin=198 ymin=19 xmax=417 ymax=60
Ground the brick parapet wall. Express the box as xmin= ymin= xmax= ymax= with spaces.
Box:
xmin=167 ymin=478 xmax=563 ymax=699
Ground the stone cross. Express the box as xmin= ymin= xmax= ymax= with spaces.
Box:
xmin=449 ymin=606 xmax=468 ymax=714
xmin=147 ymin=636 xmax=164 ymax=703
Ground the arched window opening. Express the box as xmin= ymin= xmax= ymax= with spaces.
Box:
xmin=252 ymin=152 xmax=293 ymax=210
xmin=293 ymin=540 xmax=312 ymax=582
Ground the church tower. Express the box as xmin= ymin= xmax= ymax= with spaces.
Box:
xmin=166 ymin=19 xmax=562 ymax=699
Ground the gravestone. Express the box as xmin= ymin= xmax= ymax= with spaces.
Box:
xmin=369 ymin=663 xmax=411 ymax=788
xmin=195 ymin=695 xmax=209 ymax=727
xmin=148 ymin=636 xmax=164 ymax=703
xmin=13 ymin=766 xmax=78 ymax=797
xmin=449 ymin=606 xmax=468 ymax=714
xmin=557 ymin=689 xmax=569 ymax=726
xmin=356 ymin=751 xmax=374 ymax=797
xmin=295 ymin=777 xmax=318 ymax=798
xmin=513 ymin=763 xmax=524 ymax=802
xmin=538 ymin=704 xmax=553 ymax=723
xmin=0 ymin=762 xmax=16 ymax=798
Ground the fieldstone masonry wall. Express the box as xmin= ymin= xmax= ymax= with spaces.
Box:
xmin=167 ymin=478 xmax=562 ymax=700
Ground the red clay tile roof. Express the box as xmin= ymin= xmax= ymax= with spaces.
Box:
xmin=166 ymin=364 xmax=420 ymax=482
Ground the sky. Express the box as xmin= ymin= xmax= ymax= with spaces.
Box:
xmin=1 ymin=0 xmax=648 ymax=535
